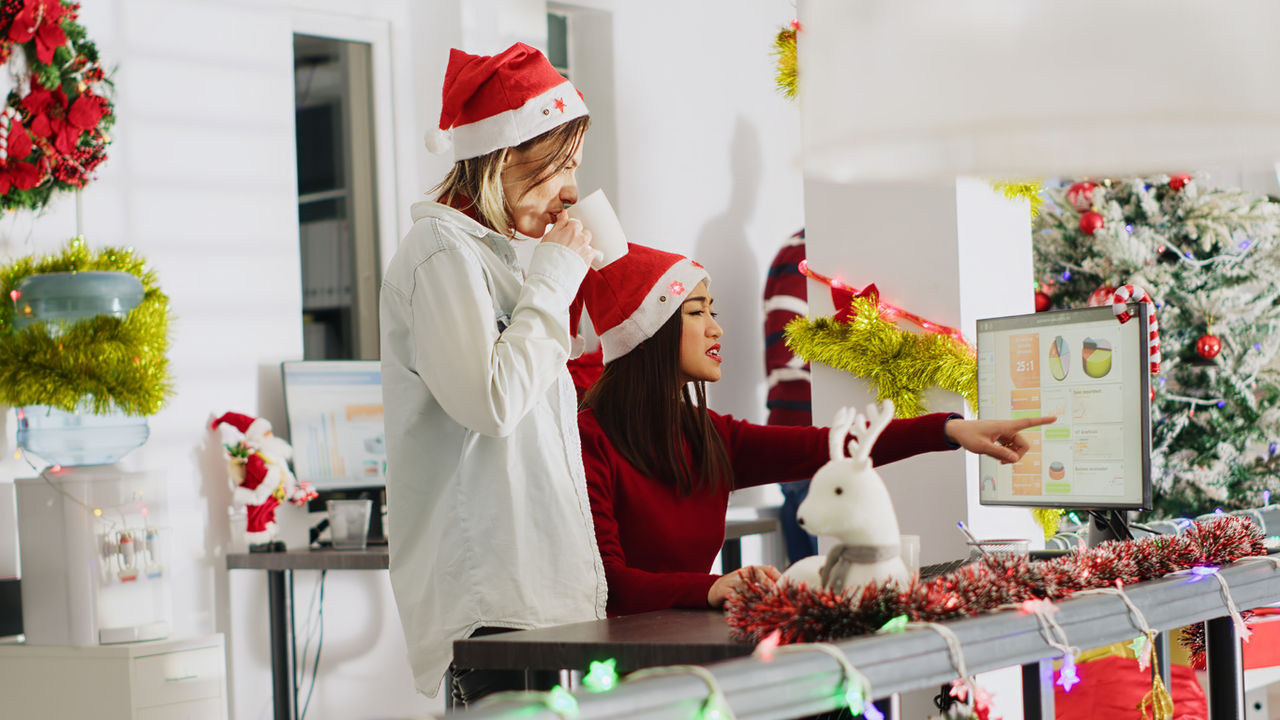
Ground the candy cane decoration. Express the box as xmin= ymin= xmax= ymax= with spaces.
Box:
xmin=1111 ymin=284 xmax=1160 ymax=374
xmin=0 ymin=108 xmax=15 ymax=163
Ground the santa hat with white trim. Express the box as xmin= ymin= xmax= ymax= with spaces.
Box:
xmin=210 ymin=411 xmax=273 ymax=443
xmin=571 ymin=243 xmax=711 ymax=365
xmin=425 ymin=42 xmax=588 ymax=162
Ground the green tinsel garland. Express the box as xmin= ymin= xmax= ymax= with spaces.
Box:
xmin=772 ymin=25 xmax=798 ymax=100
xmin=0 ymin=238 xmax=172 ymax=416
xmin=785 ymin=296 xmax=977 ymax=418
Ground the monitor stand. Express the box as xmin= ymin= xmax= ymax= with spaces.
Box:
xmin=1085 ymin=508 xmax=1133 ymax=547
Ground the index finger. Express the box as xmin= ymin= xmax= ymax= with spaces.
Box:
xmin=1010 ymin=415 xmax=1056 ymax=429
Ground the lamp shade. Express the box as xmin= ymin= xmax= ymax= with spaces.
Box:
xmin=799 ymin=0 xmax=1280 ymax=180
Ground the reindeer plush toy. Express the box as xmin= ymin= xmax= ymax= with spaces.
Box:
xmin=782 ymin=400 xmax=910 ymax=594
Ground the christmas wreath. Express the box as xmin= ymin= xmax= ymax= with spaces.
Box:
xmin=0 ymin=238 xmax=171 ymax=415
xmin=0 ymin=0 xmax=113 ymax=211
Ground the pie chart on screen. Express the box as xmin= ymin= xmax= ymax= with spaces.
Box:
xmin=1048 ymin=336 xmax=1069 ymax=381
xmin=1082 ymin=337 xmax=1113 ymax=378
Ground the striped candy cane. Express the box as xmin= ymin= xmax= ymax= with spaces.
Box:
xmin=1111 ymin=284 xmax=1160 ymax=374
xmin=0 ymin=108 xmax=14 ymax=163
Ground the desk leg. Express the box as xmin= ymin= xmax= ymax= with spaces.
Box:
xmin=267 ymin=568 xmax=297 ymax=720
xmin=1205 ymin=617 xmax=1244 ymax=720
xmin=1020 ymin=659 xmax=1054 ymax=720
xmin=721 ymin=539 xmax=742 ymax=573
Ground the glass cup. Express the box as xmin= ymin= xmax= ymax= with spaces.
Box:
xmin=327 ymin=499 xmax=372 ymax=551
xmin=899 ymin=534 xmax=921 ymax=577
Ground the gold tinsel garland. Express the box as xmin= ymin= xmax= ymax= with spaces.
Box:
xmin=785 ymin=296 xmax=977 ymax=418
xmin=772 ymin=25 xmax=798 ymax=100
xmin=990 ymin=181 xmax=1045 ymax=217
xmin=0 ymin=238 xmax=172 ymax=416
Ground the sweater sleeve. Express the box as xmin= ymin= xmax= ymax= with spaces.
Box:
xmin=580 ymin=420 xmax=718 ymax=615
xmin=717 ymin=411 xmax=959 ymax=490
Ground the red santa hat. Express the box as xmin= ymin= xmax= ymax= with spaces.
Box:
xmin=425 ymin=42 xmax=589 ymax=161
xmin=210 ymin=411 xmax=273 ymax=442
xmin=571 ymin=243 xmax=710 ymax=364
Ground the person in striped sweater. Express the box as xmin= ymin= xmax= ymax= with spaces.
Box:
xmin=763 ymin=229 xmax=820 ymax=564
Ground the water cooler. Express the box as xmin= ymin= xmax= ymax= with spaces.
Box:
xmin=15 ymin=464 xmax=171 ymax=645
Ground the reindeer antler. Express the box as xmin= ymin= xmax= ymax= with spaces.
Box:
xmin=828 ymin=406 xmax=858 ymax=460
xmin=848 ymin=399 xmax=896 ymax=465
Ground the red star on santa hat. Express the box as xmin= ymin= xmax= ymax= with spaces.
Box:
xmin=554 ymin=97 xmax=567 ymax=113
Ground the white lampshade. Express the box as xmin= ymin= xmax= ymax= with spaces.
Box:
xmin=799 ymin=0 xmax=1280 ymax=180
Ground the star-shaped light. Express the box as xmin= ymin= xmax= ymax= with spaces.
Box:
xmin=546 ymin=685 xmax=579 ymax=717
xmin=863 ymin=702 xmax=885 ymax=720
xmin=554 ymin=97 xmax=567 ymax=113
xmin=1128 ymin=636 xmax=1147 ymax=659
xmin=1057 ymin=657 xmax=1080 ymax=693
xmin=877 ymin=615 xmax=908 ymax=634
xmin=583 ymin=659 xmax=618 ymax=692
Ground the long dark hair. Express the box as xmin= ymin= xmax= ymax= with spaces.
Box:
xmin=582 ymin=308 xmax=733 ymax=496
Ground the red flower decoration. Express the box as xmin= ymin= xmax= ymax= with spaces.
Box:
xmin=8 ymin=0 xmax=68 ymax=65
xmin=0 ymin=120 xmax=41 ymax=195
xmin=23 ymin=85 xmax=104 ymax=155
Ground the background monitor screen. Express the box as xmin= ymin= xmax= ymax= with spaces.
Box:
xmin=281 ymin=361 xmax=385 ymax=491
xmin=976 ymin=306 xmax=1151 ymax=510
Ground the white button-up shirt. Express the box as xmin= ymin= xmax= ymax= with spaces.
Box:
xmin=380 ymin=201 xmax=607 ymax=696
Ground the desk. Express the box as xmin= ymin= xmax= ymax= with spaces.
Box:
xmin=450 ymin=558 xmax=1280 ymax=719
xmin=227 ymin=517 xmax=780 ymax=720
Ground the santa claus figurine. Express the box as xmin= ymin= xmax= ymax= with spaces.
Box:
xmin=211 ymin=411 xmax=317 ymax=552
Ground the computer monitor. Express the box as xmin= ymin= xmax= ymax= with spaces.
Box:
xmin=975 ymin=305 xmax=1152 ymax=514
xmin=280 ymin=360 xmax=386 ymax=492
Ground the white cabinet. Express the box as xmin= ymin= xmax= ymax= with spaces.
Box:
xmin=0 ymin=634 xmax=227 ymax=720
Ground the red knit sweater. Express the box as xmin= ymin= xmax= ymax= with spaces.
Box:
xmin=579 ymin=408 xmax=958 ymax=616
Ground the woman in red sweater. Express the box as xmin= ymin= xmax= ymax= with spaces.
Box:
xmin=574 ymin=243 xmax=1050 ymax=616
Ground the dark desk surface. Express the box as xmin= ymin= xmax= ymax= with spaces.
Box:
xmin=224 ymin=517 xmax=778 ymax=572
xmin=453 ymin=609 xmax=746 ymax=672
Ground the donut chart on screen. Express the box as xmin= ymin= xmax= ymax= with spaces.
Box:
xmin=1048 ymin=336 xmax=1069 ymax=381
xmin=1082 ymin=337 xmax=1112 ymax=378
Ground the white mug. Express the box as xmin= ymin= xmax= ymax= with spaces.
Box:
xmin=566 ymin=189 xmax=628 ymax=269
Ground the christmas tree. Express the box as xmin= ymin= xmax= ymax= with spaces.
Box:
xmin=1033 ymin=176 xmax=1280 ymax=518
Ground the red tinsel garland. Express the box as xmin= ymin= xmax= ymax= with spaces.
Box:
xmin=725 ymin=516 xmax=1265 ymax=647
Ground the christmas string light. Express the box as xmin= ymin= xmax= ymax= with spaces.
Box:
xmin=797 ymin=259 xmax=972 ymax=348
xmin=901 ymin=622 xmax=996 ymax=717
xmin=1019 ymin=599 xmax=1080 ymax=692
xmin=769 ymin=642 xmax=877 ymax=717
xmin=582 ymin=659 xmax=619 ymax=693
xmin=627 ymin=665 xmax=734 ymax=720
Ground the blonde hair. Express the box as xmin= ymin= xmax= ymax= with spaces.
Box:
xmin=434 ymin=115 xmax=591 ymax=236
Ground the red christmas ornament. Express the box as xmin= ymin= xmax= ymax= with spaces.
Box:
xmin=1034 ymin=291 xmax=1052 ymax=312
xmin=1169 ymin=174 xmax=1192 ymax=190
xmin=1079 ymin=211 xmax=1104 ymax=236
xmin=1196 ymin=333 xmax=1222 ymax=359
xmin=1087 ymin=285 xmax=1116 ymax=307
xmin=1066 ymin=181 xmax=1097 ymax=212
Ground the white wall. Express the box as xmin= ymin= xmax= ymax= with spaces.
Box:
xmin=0 ymin=0 xmax=806 ymax=717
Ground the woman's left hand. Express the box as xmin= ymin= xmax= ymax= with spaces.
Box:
xmin=944 ymin=416 xmax=1057 ymax=464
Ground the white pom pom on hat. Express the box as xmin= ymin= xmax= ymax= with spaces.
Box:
xmin=424 ymin=127 xmax=453 ymax=154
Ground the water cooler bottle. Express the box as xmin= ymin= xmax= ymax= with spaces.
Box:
xmin=15 ymin=465 xmax=171 ymax=645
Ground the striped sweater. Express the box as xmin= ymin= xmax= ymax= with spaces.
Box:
xmin=763 ymin=229 xmax=811 ymax=427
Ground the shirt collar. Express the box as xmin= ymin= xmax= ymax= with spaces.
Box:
xmin=410 ymin=200 xmax=522 ymax=270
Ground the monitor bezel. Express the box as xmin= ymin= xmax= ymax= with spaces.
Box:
xmin=975 ymin=304 xmax=1152 ymax=511
xmin=280 ymin=359 xmax=385 ymax=492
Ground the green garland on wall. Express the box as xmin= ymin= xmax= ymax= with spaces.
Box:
xmin=0 ymin=237 xmax=171 ymax=415
xmin=785 ymin=295 xmax=977 ymax=419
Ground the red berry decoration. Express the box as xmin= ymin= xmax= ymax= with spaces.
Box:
xmin=1066 ymin=181 xmax=1097 ymax=212
xmin=1169 ymin=174 xmax=1192 ymax=190
xmin=1034 ymin=291 xmax=1052 ymax=312
xmin=1087 ymin=285 xmax=1116 ymax=307
xmin=1079 ymin=211 xmax=1104 ymax=236
xmin=1196 ymin=333 xmax=1222 ymax=359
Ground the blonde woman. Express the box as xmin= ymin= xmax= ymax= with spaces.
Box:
xmin=380 ymin=43 xmax=604 ymax=706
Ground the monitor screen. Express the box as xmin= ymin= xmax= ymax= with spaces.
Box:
xmin=976 ymin=306 xmax=1151 ymax=510
xmin=281 ymin=361 xmax=386 ymax=491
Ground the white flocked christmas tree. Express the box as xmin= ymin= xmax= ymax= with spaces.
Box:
xmin=1034 ymin=175 xmax=1280 ymax=518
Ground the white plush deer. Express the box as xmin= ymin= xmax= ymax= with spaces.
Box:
xmin=781 ymin=400 xmax=910 ymax=594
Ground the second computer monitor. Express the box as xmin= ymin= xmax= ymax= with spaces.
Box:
xmin=975 ymin=305 xmax=1151 ymax=510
